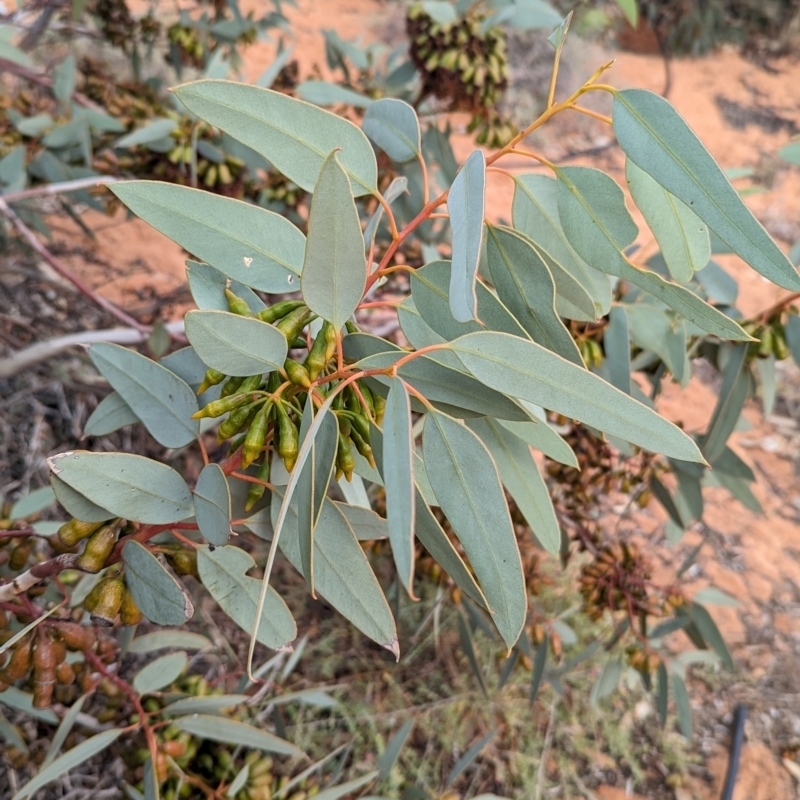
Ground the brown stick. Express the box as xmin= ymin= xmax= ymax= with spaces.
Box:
xmin=0 ymin=57 xmax=104 ymax=111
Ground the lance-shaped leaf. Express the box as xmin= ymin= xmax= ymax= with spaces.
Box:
xmin=194 ymin=463 xmax=231 ymax=546
xmin=89 ymin=343 xmax=198 ymax=448
xmin=295 ymin=398 xmax=338 ymax=593
xmin=625 ymin=303 xmax=689 ymax=385
xmin=174 ymin=715 xmax=302 ymax=757
xmin=497 ymin=413 xmax=578 ymax=468
xmin=362 ymin=98 xmax=420 ymax=163
xmin=411 ymin=260 xmax=528 ymax=341
xmin=449 ymin=332 xmax=705 ymax=462
xmin=604 ymin=305 xmax=632 ymax=394
xmin=111 ymin=182 xmax=305 ymax=293
xmin=12 ymin=729 xmax=124 ymax=800
xmin=185 ymin=310 xmax=288 ymax=377
xmin=334 ymin=501 xmax=388 ymax=540
xmin=556 ymin=166 xmax=752 ymax=341
xmin=368 ymin=423 xmax=487 ymax=608
xmin=671 ymin=673 xmax=692 ymax=738
xmin=485 ymin=225 xmax=583 ymax=365
xmin=174 ymin=80 xmax=377 ymax=196
xmin=625 ymin=160 xmax=710 ymax=283
xmin=197 ymin=545 xmax=296 ymax=649
xmin=467 ymin=418 xmax=560 ymax=555
xmin=123 ymin=541 xmax=195 ymax=625
xmin=613 ymin=89 xmax=800 ymax=291
xmin=186 ymin=261 xmax=266 ymax=313
xmin=84 ymin=392 xmax=140 ymax=437
xmin=447 ymin=150 xmax=486 ymax=323
xmin=379 ymin=378 xmax=416 ymax=596
xmin=397 ymin=297 xmax=464 ymax=370
xmin=302 ymin=151 xmax=367 ymax=330
xmin=342 ymin=333 xmax=529 ymax=421
xmin=512 ymin=173 xmax=610 ymax=318
xmin=702 ymin=344 xmax=749 ymax=464
xmin=423 ymin=410 xmax=526 ymax=648
xmin=272 ymin=494 xmax=398 ymax=655
xmin=47 ymin=451 xmax=194 ymax=523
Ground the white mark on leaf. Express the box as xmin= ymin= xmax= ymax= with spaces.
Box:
xmin=243 ymin=257 xmax=253 ymax=268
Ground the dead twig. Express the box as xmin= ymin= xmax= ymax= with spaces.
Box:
xmin=2 ymin=176 xmax=120 ymax=204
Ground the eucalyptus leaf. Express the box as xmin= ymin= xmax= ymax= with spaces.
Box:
xmin=447 ymin=150 xmax=486 ymax=323
xmin=174 ymin=80 xmax=377 ymax=195
xmin=411 ymin=260 xmax=529 ymax=342
xmin=272 ymin=494 xmax=398 ymax=655
xmin=163 ymin=694 xmax=249 ymax=717
xmin=302 ymin=150 xmax=367 ymax=329
xmin=296 ymin=80 xmax=373 ymax=108
xmin=423 ymin=411 xmax=526 ymax=648
xmin=295 ymin=398 xmax=338 ymax=591
xmin=111 ymin=182 xmax=305 ymax=293
xmin=10 ymin=486 xmax=56 ymax=520
xmin=185 ymin=310 xmax=288 ymax=376
xmin=123 ymin=540 xmax=195 ymax=625
xmin=625 ymin=159 xmax=710 ymax=282
xmin=377 ymin=719 xmax=414 ymax=780
xmin=194 ymin=463 xmax=232 ymax=546
xmin=47 ymin=451 xmax=194 ymax=523
xmin=363 ymin=98 xmax=420 ymax=163
xmin=132 ymin=652 xmax=187 ymax=694
xmin=42 ymin=695 xmax=87 ymax=768
xmin=512 ymin=173 xmax=610 ymax=317
xmin=613 ymin=89 xmax=800 ymax=290
xmin=703 ymin=344 xmax=748 ymax=464
xmin=671 ymin=673 xmax=692 ymax=739
xmin=486 ymin=224 xmax=583 ymax=364
xmin=12 ymin=729 xmax=124 ymax=800
xmin=89 ymin=343 xmax=198 ymax=448
xmin=174 ymin=715 xmax=303 ymax=757
xmin=53 ymin=55 xmax=77 ymax=105
xmin=604 ymin=305 xmax=632 ymax=394
xmin=556 ymin=166 xmax=751 ymax=341
xmin=50 ymin=475 xmax=113 ymax=523
xmin=197 ymin=545 xmax=296 ymax=649
xmin=382 ymin=377 xmax=416 ymax=596
xmin=128 ymin=631 xmax=212 ymax=654
xmin=186 ymin=261 xmax=267 ymax=313
xmin=785 ymin=314 xmax=800 ymax=367
xmin=334 ymin=502 xmax=388 ymax=540
xmin=467 ymin=418 xmax=561 ymax=555
xmin=449 ymin=332 xmax=704 ymax=462
xmin=84 ymin=392 xmax=140 ymax=437
xmin=114 ymin=118 xmax=179 ymax=149
xmin=625 ymin=304 xmax=689 ymax=384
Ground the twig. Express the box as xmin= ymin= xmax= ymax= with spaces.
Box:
xmin=0 ymin=321 xmax=185 ymax=378
xmin=0 ymin=196 xmax=147 ymax=331
xmin=0 ymin=57 xmax=104 ymax=110
xmin=533 ymin=699 xmax=558 ymax=800
xmin=2 ymin=176 xmax=120 ymax=204
xmin=0 ymin=553 xmax=78 ymax=602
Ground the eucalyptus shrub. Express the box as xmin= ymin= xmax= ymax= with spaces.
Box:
xmin=3 ymin=10 xmax=800 ymax=798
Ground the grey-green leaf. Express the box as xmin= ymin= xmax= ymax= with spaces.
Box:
xmin=671 ymin=673 xmax=692 ymax=739
xmin=625 ymin=303 xmax=689 ymax=385
xmin=449 ymin=332 xmax=704 ymax=462
xmin=411 ymin=260 xmax=529 ymax=342
xmin=625 ymin=159 xmax=710 ymax=282
xmin=185 ymin=310 xmax=288 ymax=376
xmin=703 ymin=344 xmax=748 ymax=464
xmin=113 ymin=118 xmax=179 ymax=149
xmin=47 ymin=451 xmax=194 ymax=523
xmin=12 ymin=729 xmax=124 ymax=800
xmin=447 ymin=151 xmax=486 ymax=323
xmin=128 ymin=631 xmax=212 ymax=654
xmin=296 ymin=398 xmax=338 ymax=591
xmin=497 ymin=413 xmax=578 ymax=468
xmin=186 ymin=260 xmax=266 ymax=314
xmin=50 ymin=475 xmax=113 ymax=523
xmin=123 ymin=540 xmax=195 ymax=625
xmin=194 ymin=464 xmax=231 ymax=546
xmin=556 ymin=166 xmax=751 ymax=341
xmin=84 ymin=392 xmax=140 ymax=437
xmin=467 ymin=418 xmax=560 ymax=555
xmin=786 ymin=314 xmax=800 ymax=367
xmin=362 ymin=99 xmax=420 ymax=163
xmin=302 ymin=151 xmax=367 ymax=329
xmin=10 ymin=486 xmax=56 ymax=521
xmin=89 ymin=343 xmax=198 ymax=448
xmin=273 ymin=494 xmax=398 ymax=655
xmin=383 ymin=378 xmax=416 ymax=596
xmin=423 ymin=411 xmax=525 ymax=648
xmin=485 ymin=224 xmax=583 ymax=365
xmin=132 ymin=652 xmax=187 ymax=694
xmin=173 ymin=80 xmax=377 ymax=196
xmin=174 ymin=715 xmax=303 ymax=758
xmin=197 ymin=545 xmax=296 ymax=650
xmin=613 ymin=89 xmax=800 ymax=290
xmin=512 ymin=173 xmax=610 ymax=318
xmin=604 ymin=305 xmax=632 ymax=394
xmin=111 ymin=181 xmax=304 ymax=293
